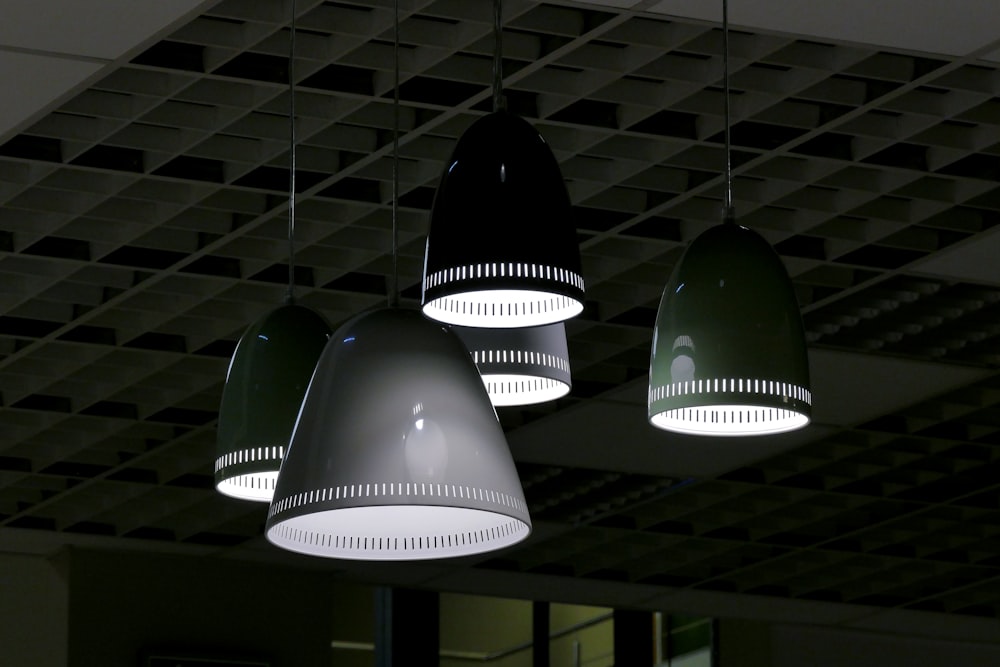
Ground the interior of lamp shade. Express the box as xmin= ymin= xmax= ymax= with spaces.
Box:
xmin=482 ymin=373 xmax=570 ymax=406
xmin=650 ymin=404 xmax=810 ymax=436
xmin=423 ymin=288 xmax=584 ymax=328
xmin=216 ymin=471 xmax=279 ymax=502
xmin=215 ymin=444 xmax=285 ymax=501
xmin=267 ymin=505 xmax=531 ymax=560
xmin=649 ymin=376 xmax=811 ymax=435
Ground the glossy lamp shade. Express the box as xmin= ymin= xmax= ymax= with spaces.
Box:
xmin=216 ymin=304 xmax=331 ymax=501
xmin=422 ymin=110 xmax=585 ymax=328
xmin=266 ymin=308 xmax=532 ymax=560
xmin=456 ymin=323 xmax=571 ymax=407
xmin=648 ymin=224 xmax=811 ymax=436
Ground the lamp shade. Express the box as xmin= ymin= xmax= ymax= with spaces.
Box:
xmin=455 ymin=323 xmax=571 ymax=406
xmin=266 ymin=307 xmax=531 ymax=560
xmin=216 ymin=304 xmax=331 ymax=501
xmin=648 ymin=223 xmax=811 ymax=436
xmin=422 ymin=110 xmax=584 ymax=328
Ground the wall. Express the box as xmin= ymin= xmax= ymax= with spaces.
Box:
xmin=441 ymin=594 xmax=532 ymax=667
xmin=720 ymin=619 xmax=1000 ymax=667
xmin=19 ymin=545 xmax=1000 ymax=667
xmin=550 ymin=603 xmax=613 ymax=667
xmin=67 ymin=548 xmax=357 ymax=667
xmin=0 ymin=551 xmax=68 ymax=667
xmin=718 ymin=619 xmax=770 ymax=667
xmin=771 ymin=625 xmax=1000 ymax=667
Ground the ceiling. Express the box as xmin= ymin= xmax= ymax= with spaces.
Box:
xmin=3 ymin=0 xmax=1000 ymax=643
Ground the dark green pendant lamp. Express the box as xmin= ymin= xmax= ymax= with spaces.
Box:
xmin=216 ymin=305 xmax=329 ymax=500
xmin=265 ymin=0 xmax=531 ymax=560
xmin=647 ymin=0 xmax=811 ymax=436
xmin=421 ymin=0 xmax=584 ymax=329
xmin=215 ymin=2 xmax=330 ymax=501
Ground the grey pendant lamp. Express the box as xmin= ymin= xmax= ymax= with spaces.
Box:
xmin=647 ymin=0 xmax=811 ymax=437
xmin=421 ymin=0 xmax=584 ymax=329
xmin=265 ymin=1 xmax=531 ymax=560
xmin=215 ymin=2 xmax=331 ymax=501
xmin=455 ymin=323 xmax=571 ymax=406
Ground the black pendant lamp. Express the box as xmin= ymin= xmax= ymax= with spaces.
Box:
xmin=215 ymin=2 xmax=330 ymax=501
xmin=265 ymin=1 xmax=531 ymax=560
xmin=647 ymin=0 xmax=811 ymax=436
xmin=455 ymin=323 xmax=571 ymax=406
xmin=421 ymin=0 xmax=584 ymax=329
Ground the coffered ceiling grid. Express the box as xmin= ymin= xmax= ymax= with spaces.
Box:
xmin=491 ymin=373 xmax=1000 ymax=617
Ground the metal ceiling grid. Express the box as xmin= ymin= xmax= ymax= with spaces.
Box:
xmin=491 ymin=385 xmax=1000 ymax=614
xmin=2 ymin=0 xmax=1000 ymax=626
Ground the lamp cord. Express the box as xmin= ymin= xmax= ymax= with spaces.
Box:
xmin=722 ymin=0 xmax=735 ymax=225
xmin=389 ymin=0 xmax=400 ymax=308
xmin=285 ymin=0 xmax=298 ymax=304
xmin=492 ymin=0 xmax=505 ymax=112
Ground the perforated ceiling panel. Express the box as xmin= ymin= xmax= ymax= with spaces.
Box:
xmin=2 ymin=0 xmax=1000 ymax=635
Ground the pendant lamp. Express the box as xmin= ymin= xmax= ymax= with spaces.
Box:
xmin=647 ymin=0 xmax=811 ymax=436
xmin=265 ymin=309 xmax=531 ymax=559
xmin=216 ymin=305 xmax=329 ymax=500
xmin=265 ymin=0 xmax=532 ymax=560
xmin=421 ymin=0 xmax=584 ymax=329
xmin=455 ymin=323 xmax=571 ymax=406
xmin=215 ymin=0 xmax=330 ymax=500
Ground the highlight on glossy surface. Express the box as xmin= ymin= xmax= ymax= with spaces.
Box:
xmin=455 ymin=323 xmax=571 ymax=406
xmin=648 ymin=224 xmax=811 ymax=436
xmin=422 ymin=110 xmax=584 ymax=328
xmin=266 ymin=308 xmax=531 ymax=560
xmin=215 ymin=304 xmax=331 ymax=501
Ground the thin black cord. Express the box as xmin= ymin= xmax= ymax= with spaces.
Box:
xmin=722 ymin=0 xmax=735 ymax=224
xmin=492 ymin=0 xmax=505 ymax=112
xmin=285 ymin=0 xmax=298 ymax=303
xmin=389 ymin=0 xmax=400 ymax=308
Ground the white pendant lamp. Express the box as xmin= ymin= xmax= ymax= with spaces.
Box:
xmin=455 ymin=323 xmax=571 ymax=406
xmin=420 ymin=0 xmax=584 ymax=328
xmin=647 ymin=0 xmax=811 ymax=436
xmin=215 ymin=1 xmax=330 ymax=500
xmin=265 ymin=0 xmax=532 ymax=560
xmin=265 ymin=309 xmax=531 ymax=559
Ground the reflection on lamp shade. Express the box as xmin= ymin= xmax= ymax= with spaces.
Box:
xmin=215 ymin=304 xmax=331 ymax=501
xmin=455 ymin=323 xmax=571 ymax=406
xmin=266 ymin=308 xmax=531 ymax=560
xmin=648 ymin=223 xmax=811 ymax=436
xmin=422 ymin=110 xmax=584 ymax=329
